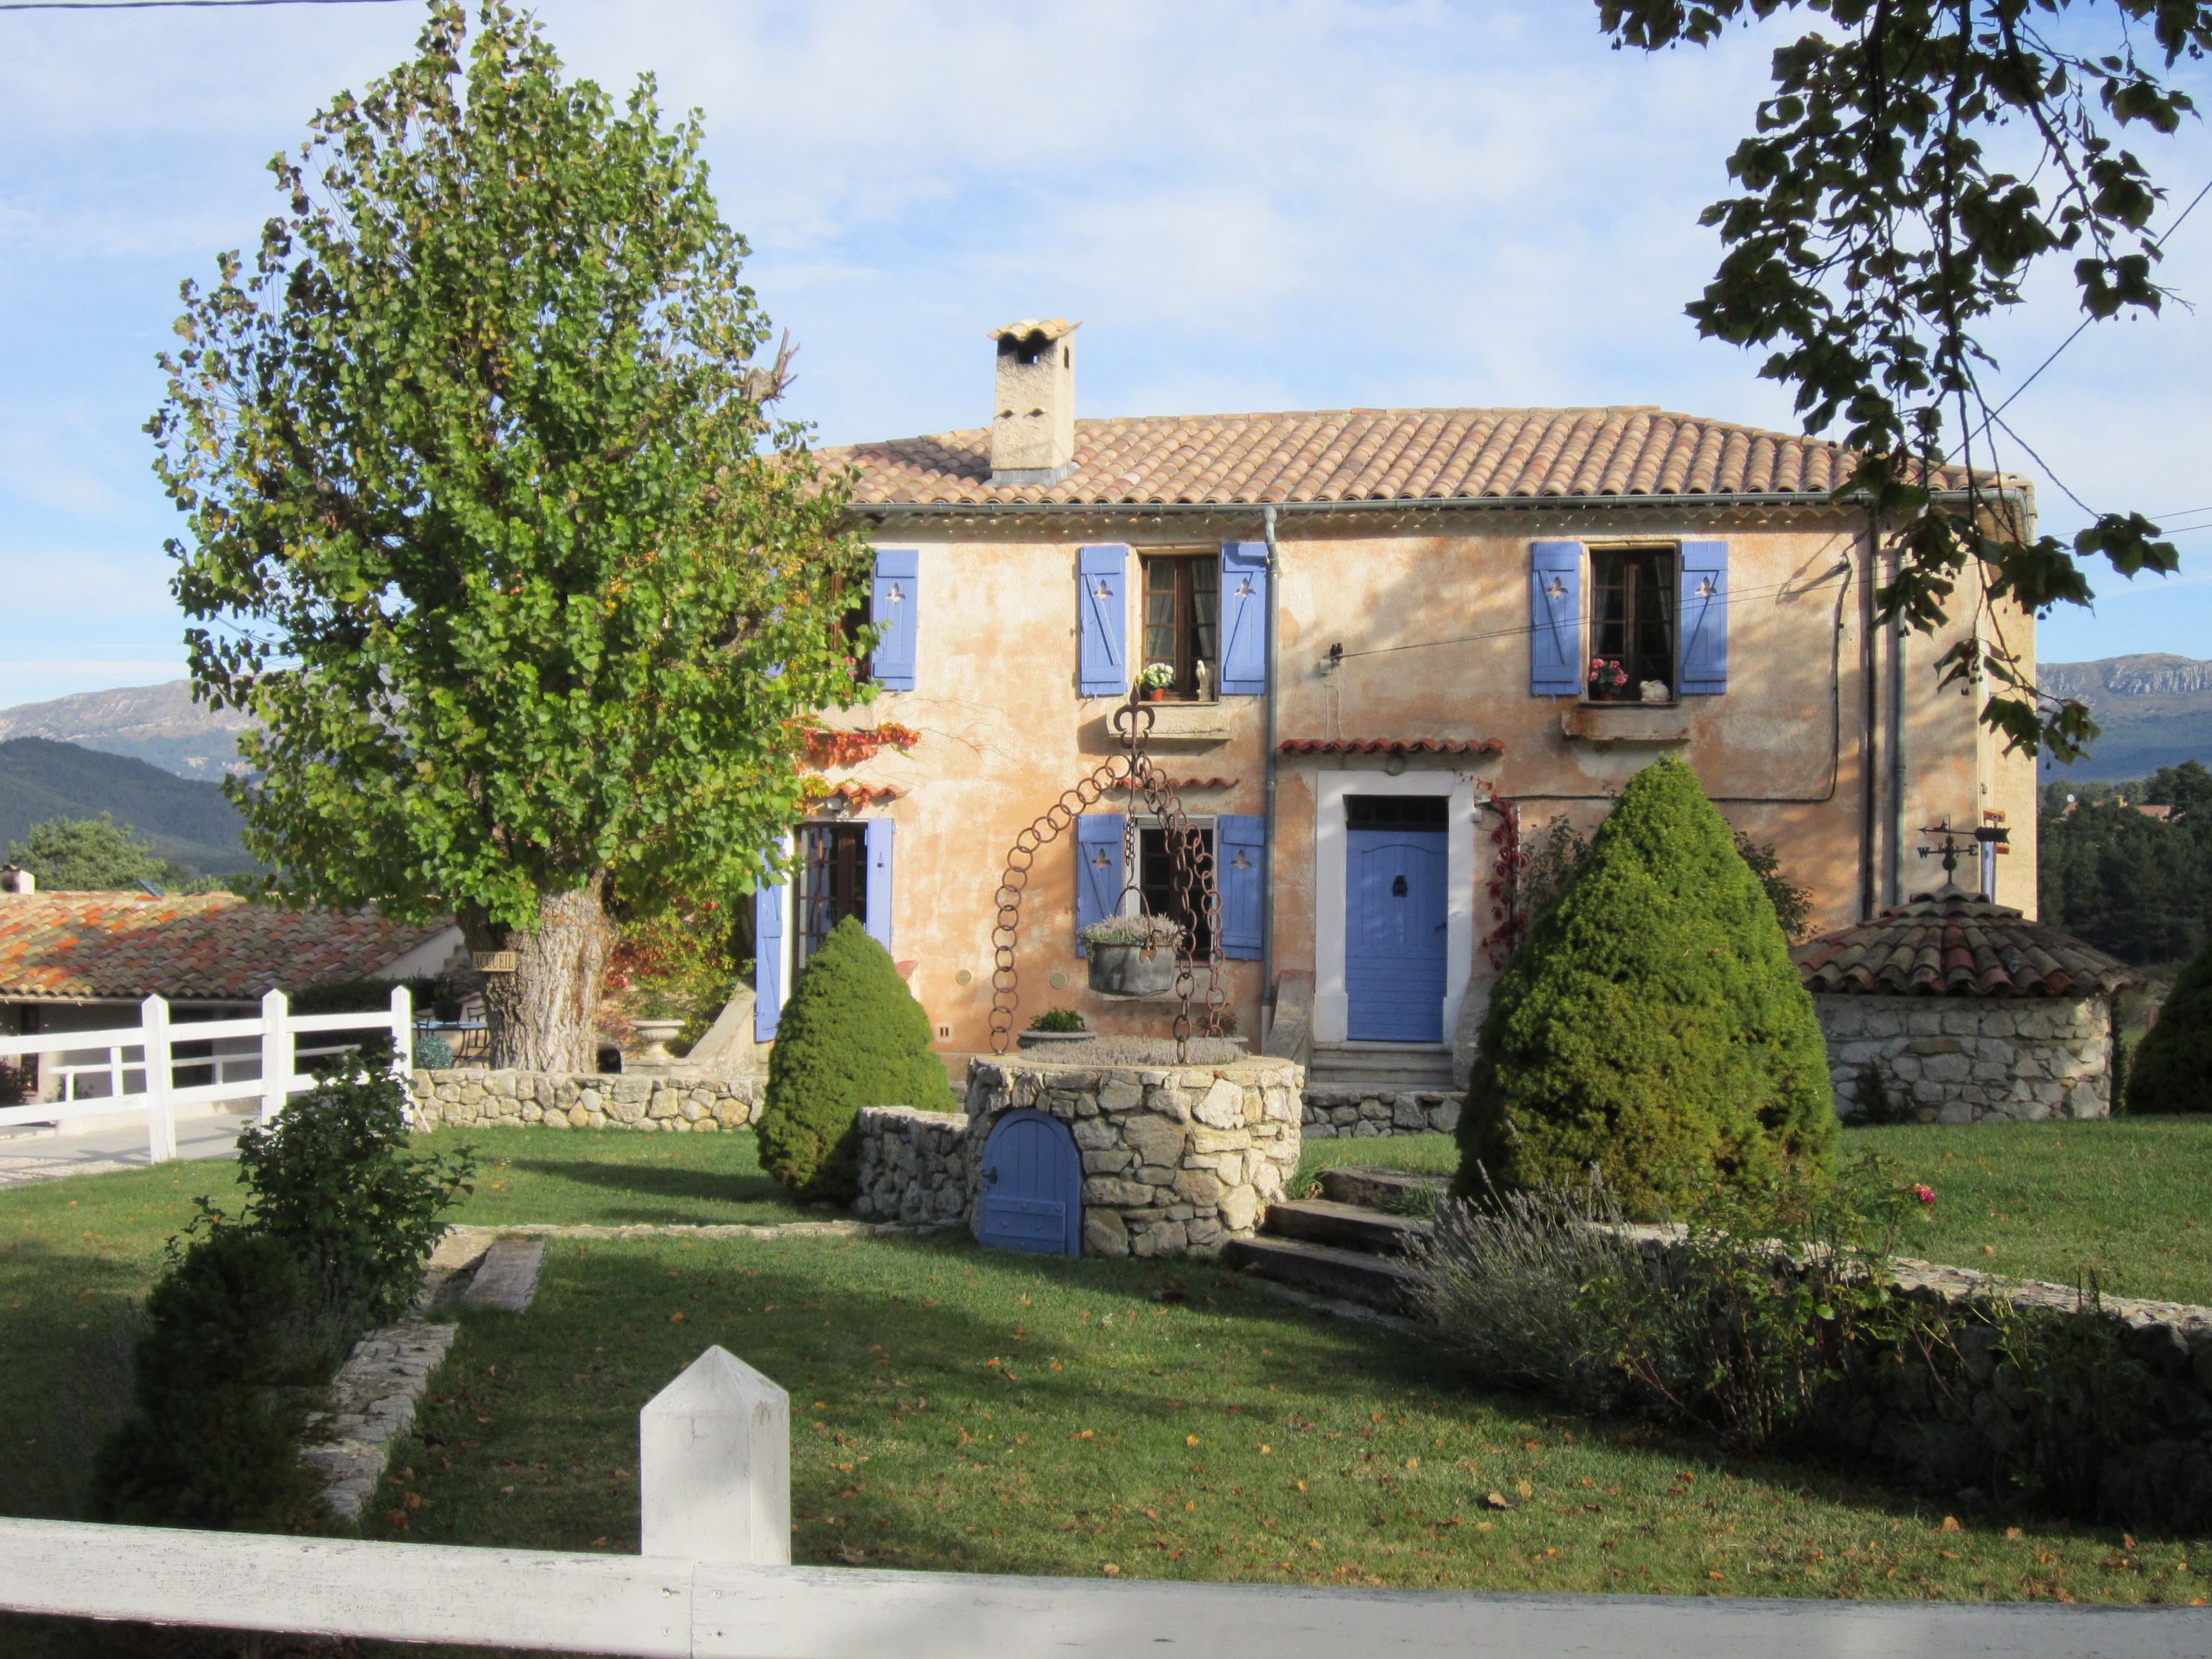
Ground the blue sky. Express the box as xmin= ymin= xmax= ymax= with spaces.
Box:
xmin=3 ymin=0 xmax=2210 ymax=710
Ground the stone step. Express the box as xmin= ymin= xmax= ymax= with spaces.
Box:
xmin=1226 ymin=1235 xmax=1419 ymax=1313
xmin=1318 ymin=1165 xmax=1451 ymax=1212
xmin=1261 ymin=1197 xmax=1426 ymax=1256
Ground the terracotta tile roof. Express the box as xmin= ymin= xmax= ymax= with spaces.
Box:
xmin=1792 ymin=886 xmax=2137 ymax=999
xmin=827 ymin=408 xmax=1984 ymax=510
xmin=0 ymin=892 xmax=450 ymax=1003
xmin=1277 ymin=738 xmax=1504 ymax=757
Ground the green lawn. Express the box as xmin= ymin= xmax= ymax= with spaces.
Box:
xmin=1294 ymin=1133 xmax=1457 ymax=1192
xmin=1847 ymin=1118 xmax=2212 ymax=1305
xmin=3 ymin=1117 xmax=2208 ymax=1629
xmin=364 ymin=1230 xmax=2199 ymax=1605
xmin=424 ymin=1125 xmax=812 ymax=1228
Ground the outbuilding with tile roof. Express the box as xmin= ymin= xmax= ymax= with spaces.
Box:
xmin=1791 ymin=886 xmax=2136 ymax=1124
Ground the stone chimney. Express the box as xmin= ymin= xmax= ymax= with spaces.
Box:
xmin=1 ymin=866 xmax=32 ymax=894
xmin=989 ymin=318 xmax=1080 ymax=485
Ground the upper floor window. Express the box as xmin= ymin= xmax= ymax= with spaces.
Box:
xmin=1589 ymin=545 xmax=1676 ymax=702
xmin=1141 ymin=552 xmax=1218 ymax=700
xmin=837 ymin=581 xmax=873 ymax=683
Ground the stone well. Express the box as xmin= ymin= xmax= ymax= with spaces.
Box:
xmin=1792 ymin=884 xmax=2136 ymax=1124
xmin=962 ymin=1054 xmax=1304 ymax=1257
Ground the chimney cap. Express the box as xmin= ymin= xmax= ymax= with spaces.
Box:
xmin=988 ymin=318 xmax=1081 ymax=343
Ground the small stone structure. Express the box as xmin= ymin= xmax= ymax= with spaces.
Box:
xmin=962 ymin=1055 xmax=1303 ymax=1257
xmin=1301 ymin=1088 xmax=1458 ymax=1139
xmin=410 ymin=1069 xmax=763 ymax=1132
xmin=853 ymin=1105 xmax=970 ymax=1226
xmin=1793 ymin=884 xmax=2136 ymax=1124
xmin=301 ymin=1320 xmax=458 ymax=1521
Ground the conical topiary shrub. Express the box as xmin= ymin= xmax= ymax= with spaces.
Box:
xmin=2126 ymin=943 xmax=2212 ymax=1114
xmin=1454 ymin=757 xmax=1836 ymax=1216
xmin=756 ymin=914 xmax=956 ymax=1203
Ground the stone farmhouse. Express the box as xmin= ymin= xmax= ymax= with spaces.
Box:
xmin=760 ymin=320 xmax=2039 ymax=1085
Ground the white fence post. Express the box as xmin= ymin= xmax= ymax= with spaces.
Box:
xmin=259 ymin=989 xmax=289 ymax=1124
xmin=388 ymin=981 xmax=413 ymax=1100
xmin=639 ymin=1346 xmax=789 ymax=1567
xmin=142 ymin=995 xmax=175 ymax=1164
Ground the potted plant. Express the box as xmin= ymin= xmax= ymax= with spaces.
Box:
xmin=1586 ymin=657 xmax=1631 ymax=702
xmin=1079 ymin=913 xmax=1182 ymax=995
xmin=1017 ymin=1007 xmax=1093 ymax=1050
xmin=1139 ymin=662 xmax=1176 ymax=701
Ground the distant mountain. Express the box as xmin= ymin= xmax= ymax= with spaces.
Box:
xmin=2038 ymin=653 xmax=2212 ymax=783
xmin=0 ymin=737 xmax=252 ymax=874
xmin=0 ymin=680 xmax=253 ymax=781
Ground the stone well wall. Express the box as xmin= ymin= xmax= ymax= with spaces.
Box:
xmin=963 ymin=1056 xmax=1303 ymax=1258
xmin=410 ymin=1069 xmax=764 ymax=1132
xmin=1811 ymin=994 xmax=2110 ymax=1125
xmin=853 ymin=1105 xmax=969 ymax=1225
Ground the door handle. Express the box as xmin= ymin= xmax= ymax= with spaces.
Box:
xmin=984 ymin=1166 xmax=999 ymax=1186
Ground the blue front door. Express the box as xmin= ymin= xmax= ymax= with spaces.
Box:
xmin=976 ymin=1110 xmax=1082 ymax=1256
xmin=1346 ymin=829 xmax=1448 ymax=1042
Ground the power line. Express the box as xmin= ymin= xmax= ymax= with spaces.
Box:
xmin=0 ymin=0 xmax=400 ymax=10
xmin=1967 ymin=176 xmax=2212 ymax=444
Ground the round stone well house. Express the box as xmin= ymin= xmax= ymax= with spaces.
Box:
xmin=1791 ymin=883 xmax=2136 ymax=1124
xmin=853 ymin=1051 xmax=1304 ymax=1257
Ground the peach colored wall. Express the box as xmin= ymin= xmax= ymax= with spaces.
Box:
xmin=813 ymin=508 xmax=2032 ymax=1057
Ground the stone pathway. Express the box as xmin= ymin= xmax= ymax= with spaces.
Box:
xmin=302 ymin=1320 xmax=460 ymax=1521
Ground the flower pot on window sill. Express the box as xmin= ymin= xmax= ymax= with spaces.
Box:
xmin=1561 ymin=704 xmax=1693 ymax=744
xmin=1141 ymin=687 xmax=1168 ymax=702
xmin=1087 ymin=944 xmax=1179 ymax=997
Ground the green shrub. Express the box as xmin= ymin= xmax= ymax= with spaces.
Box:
xmin=2126 ymin=943 xmax=2212 ymax=1113
xmin=1455 ymin=757 xmax=1836 ymax=1216
xmin=88 ymin=1231 xmax=335 ymax=1531
xmin=757 ymin=915 xmax=954 ymax=1203
xmin=1028 ymin=1007 xmax=1087 ymax=1032
xmin=413 ymin=1030 xmax=457 ymax=1069
xmin=199 ymin=1069 xmax=477 ymax=1328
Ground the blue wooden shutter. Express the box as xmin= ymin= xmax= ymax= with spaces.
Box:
xmin=1217 ymin=814 xmax=1265 ymax=961
xmin=1678 ymin=540 xmax=1730 ymax=695
xmin=753 ymin=876 xmax=786 ymax=1040
xmin=1074 ymin=814 xmax=1125 ymax=957
xmin=1077 ymin=545 xmax=1128 ymax=696
xmin=871 ymin=549 xmax=918 ymax=691
xmin=1529 ymin=541 xmax=1584 ymax=695
xmin=864 ymin=817 xmax=895 ymax=951
xmin=1218 ymin=542 xmax=1269 ymax=696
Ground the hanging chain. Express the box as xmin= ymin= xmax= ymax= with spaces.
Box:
xmin=986 ymin=690 xmax=1228 ymax=1064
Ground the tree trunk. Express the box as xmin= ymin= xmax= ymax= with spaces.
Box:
xmin=467 ymin=877 xmax=619 ymax=1073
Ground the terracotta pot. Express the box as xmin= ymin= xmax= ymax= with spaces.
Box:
xmin=1142 ymin=686 xmax=1167 ymax=702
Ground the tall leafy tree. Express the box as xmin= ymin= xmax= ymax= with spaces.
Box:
xmin=1601 ymin=1 xmax=2197 ymax=760
xmin=152 ymin=2 xmax=870 ymax=1069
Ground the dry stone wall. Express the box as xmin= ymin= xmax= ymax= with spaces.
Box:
xmin=964 ymin=1057 xmax=1303 ymax=1259
xmin=853 ymin=1105 xmax=970 ymax=1225
xmin=410 ymin=1069 xmax=763 ymax=1132
xmin=1812 ymin=994 xmax=2110 ymax=1124
xmin=1301 ymin=1088 xmax=1459 ymax=1139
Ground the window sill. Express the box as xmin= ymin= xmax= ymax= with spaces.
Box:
xmin=1120 ymin=701 xmax=1234 ymax=749
xmin=1560 ymin=704 xmax=1692 ymax=744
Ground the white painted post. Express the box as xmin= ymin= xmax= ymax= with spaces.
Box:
xmin=639 ymin=1346 xmax=789 ymax=1567
xmin=142 ymin=995 xmax=175 ymax=1164
xmin=388 ymin=981 xmax=413 ymax=1087
xmin=260 ymin=989 xmax=289 ymax=1124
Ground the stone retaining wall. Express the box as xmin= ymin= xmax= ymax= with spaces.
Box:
xmin=965 ymin=1057 xmax=1303 ymax=1258
xmin=853 ymin=1105 xmax=970 ymax=1225
xmin=410 ymin=1069 xmax=764 ymax=1132
xmin=1301 ymin=1088 xmax=1459 ymax=1139
xmin=1812 ymin=993 xmax=2110 ymax=1124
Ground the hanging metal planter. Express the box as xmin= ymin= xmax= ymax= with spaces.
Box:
xmin=986 ymin=695 xmax=1228 ymax=1061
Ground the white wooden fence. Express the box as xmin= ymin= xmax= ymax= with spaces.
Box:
xmin=0 ymin=987 xmax=413 ymax=1161
xmin=0 ymin=1346 xmax=2206 ymax=1658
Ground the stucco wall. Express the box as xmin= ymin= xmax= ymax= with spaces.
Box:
xmin=810 ymin=508 xmax=2034 ymax=1057
xmin=1812 ymin=993 xmax=2110 ymax=1124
